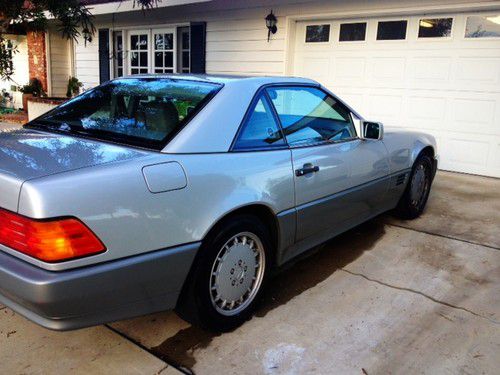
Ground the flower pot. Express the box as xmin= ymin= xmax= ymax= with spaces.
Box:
xmin=22 ymin=93 xmax=33 ymax=112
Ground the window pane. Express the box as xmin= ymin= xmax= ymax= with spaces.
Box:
xmin=139 ymin=35 xmax=148 ymax=49
xmin=305 ymin=25 xmax=330 ymax=42
xmin=155 ymin=34 xmax=164 ymax=49
xmin=418 ymin=18 xmax=453 ymax=38
xmin=140 ymin=52 xmax=148 ymax=67
xmin=377 ymin=20 xmax=407 ymax=40
xmin=339 ymin=22 xmax=366 ymax=41
xmin=182 ymin=30 xmax=190 ymax=49
xmin=164 ymin=52 xmax=173 ymax=67
xmin=155 ymin=52 xmax=163 ymax=67
xmin=38 ymin=78 xmax=221 ymax=148
xmin=465 ymin=15 xmax=500 ymax=38
xmin=131 ymin=35 xmax=139 ymax=49
xmin=267 ymin=87 xmax=355 ymax=147
xmin=130 ymin=52 xmax=138 ymax=67
xmin=165 ymin=33 xmax=173 ymax=50
xmin=234 ymin=95 xmax=285 ymax=150
xmin=182 ymin=51 xmax=190 ymax=68
xmin=116 ymin=35 xmax=123 ymax=51
xmin=131 ymin=68 xmax=139 ymax=75
xmin=113 ymin=31 xmax=123 ymax=78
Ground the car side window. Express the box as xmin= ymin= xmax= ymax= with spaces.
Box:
xmin=266 ymin=86 xmax=356 ymax=147
xmin=233 ymin=93 xmax=286 ymax=150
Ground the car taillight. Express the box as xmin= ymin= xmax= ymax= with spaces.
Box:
xmin=0 ymin=208 xmax=105 ymax=262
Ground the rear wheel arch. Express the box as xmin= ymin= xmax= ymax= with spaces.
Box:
xmin=202 ymin=204 xmax=280 ymax=263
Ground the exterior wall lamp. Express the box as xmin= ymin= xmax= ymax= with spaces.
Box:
xmin=265 ymin=10 xmax=278 ymax=42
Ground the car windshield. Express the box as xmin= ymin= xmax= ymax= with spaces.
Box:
xmin=29 ymin=78 xmax=222 ymax=149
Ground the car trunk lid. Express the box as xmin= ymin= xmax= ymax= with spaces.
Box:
xmin=0 ymin=128 xmax=147 ymax=212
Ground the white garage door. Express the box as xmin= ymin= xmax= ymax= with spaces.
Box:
xmin=293 ymin=12 xmax=500 ymax=177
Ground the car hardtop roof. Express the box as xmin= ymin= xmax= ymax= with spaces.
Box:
xmin=113 ymin=74 xmax=318 ymax=87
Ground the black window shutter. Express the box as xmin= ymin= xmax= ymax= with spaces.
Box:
xmin=190 ymin=22 xmax=206 ymax=74
xmin=98 ymin=29 xmax=110 ymax=83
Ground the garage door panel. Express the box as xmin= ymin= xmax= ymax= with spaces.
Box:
xmin=368 ymin=94 xmax=402 ymax=120
xmin=407 ymin=96 xmax=447 ymax=121
xmin=297 ymin=57 xmax=330 ymax=81
xmin=333 ymin=57 xmax=366 ymax=82
xmin=410 ymin=57 xmax=451 ymax=81
xmin=445 ymin=138 xmax=490 ymax=166
xmin=455 ymin=57 xmax=500 ymax=85
xmin=370 ymin=57 xmax=406 ymax=82
xmin=453 ymin=98 xmax=495 ymax=127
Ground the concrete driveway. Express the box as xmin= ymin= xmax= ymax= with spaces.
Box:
xmin=0 ymin=134 xmax=498 ymax=374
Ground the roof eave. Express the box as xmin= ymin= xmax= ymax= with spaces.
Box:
xmin=84 ymin=0 xmax=212 ymax=15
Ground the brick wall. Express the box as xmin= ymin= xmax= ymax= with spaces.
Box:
xmin=26 ymin=31 xmax=48 ymax=92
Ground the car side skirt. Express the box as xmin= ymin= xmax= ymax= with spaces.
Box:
xmin=276 ymin=170 xmax=410 ymax=265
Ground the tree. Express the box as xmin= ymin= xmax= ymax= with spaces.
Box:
xmin=0 ymin=0 xmax=158 ymax=81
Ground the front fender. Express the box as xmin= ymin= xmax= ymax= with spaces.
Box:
xmin=382 ymin=129 xmax=437 ymax=173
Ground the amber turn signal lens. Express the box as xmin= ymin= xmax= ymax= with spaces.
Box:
xmin=0 ymin=208 xmax=105 ymax=262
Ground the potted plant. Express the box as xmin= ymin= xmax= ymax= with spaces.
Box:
xmin=19 ymin=78 xmax=45 ymax=112
xmin=0 ymin=89 xmax=13 ymax=109
xmin=66 ymin=76 xmax=83 ymax=98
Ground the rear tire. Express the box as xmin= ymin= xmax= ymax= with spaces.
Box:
xmin=176 ymin=215 xmax=272 ymax=332
xmin=394 ymin=154 xmax=433 ymax=220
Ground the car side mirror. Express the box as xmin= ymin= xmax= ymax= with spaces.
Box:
xmin=360 ymin=121 xmax=384 ymax=140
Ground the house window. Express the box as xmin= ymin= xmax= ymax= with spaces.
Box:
xmin=305 ymin=25 xmax=330 ymax=43
xmin=113 ymin=31 xmax=124 ymax=77
xmin=339 ymin=22 xmax=367 ymax=42
xmin=153 ymin=30 xmax=175 ymax=73
xmin=377 ymin=20 xmax=407 ymax=40
xmin=465 ymin=15 xmax=500 ymax=38
xmin=418 ymin=18 xmax=453 ymax=38
xmin=178 ymin=27 xmax=190 ymax=73
xmin=129 ymin=32 xmax=149 ymax=74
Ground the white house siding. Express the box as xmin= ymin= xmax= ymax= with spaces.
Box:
xmin=0 ymin=34 xmax=29 ymax=109
xmin=47 ymin=27 xmax=73 ymax=97
xmin=73 ymin=34 xmax=100 ymax=90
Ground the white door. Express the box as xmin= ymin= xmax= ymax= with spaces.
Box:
xmin=293 ymin=13 xmax=500 ymax=177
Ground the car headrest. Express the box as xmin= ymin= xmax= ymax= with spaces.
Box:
xmin=144 ymin=100 xmax=179 ymax=134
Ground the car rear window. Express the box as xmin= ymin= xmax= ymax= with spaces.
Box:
xmin=30 ymin=78 xmax=222 ymax=149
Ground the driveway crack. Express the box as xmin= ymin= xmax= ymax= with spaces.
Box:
xmin=340 ymin=268 xmax=499 ymax=325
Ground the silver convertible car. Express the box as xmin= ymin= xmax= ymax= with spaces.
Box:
xmin=0 ymin=75 xmax=437 ymax=331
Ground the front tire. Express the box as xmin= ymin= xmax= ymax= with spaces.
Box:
xmin=176 ymin=215 xmax=271 ymax=332
xmin=395 ymin=154 xmax=433 ymax=219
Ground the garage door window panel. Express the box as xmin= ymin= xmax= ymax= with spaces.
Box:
xmin=339 ymin=22 xmax=367 ymax=42
xmin=305 ymin=24 xmax=331 ymax=43
xmin=465 ymin=15 xmax=500 ymax=38
xmin=267 ymin=87 xmax=356 ymax=147
xmin=418 ymin=18 xmax=453 ymax=38
xmin=377 ymin=20 xmax=408 ymax=40
xmin=233 ymin=94 xmax=286 ymax=150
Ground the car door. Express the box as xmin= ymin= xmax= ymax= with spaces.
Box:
xmin=266 ymin=85 xmax=390 ymax=251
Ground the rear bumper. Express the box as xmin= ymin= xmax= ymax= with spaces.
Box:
xmin=0 ymin=243 xmax=199 ymax=331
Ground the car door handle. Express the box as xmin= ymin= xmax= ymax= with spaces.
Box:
xmin=295 ymin=164 xmax=320 ymax=177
